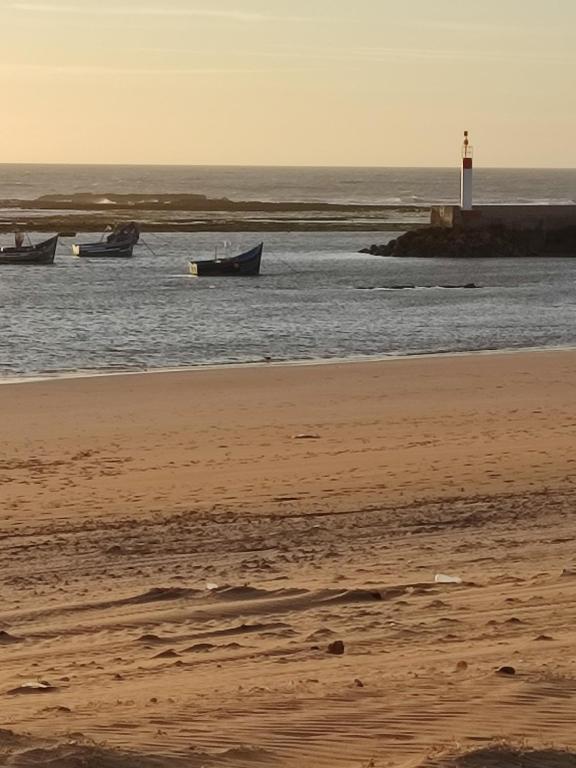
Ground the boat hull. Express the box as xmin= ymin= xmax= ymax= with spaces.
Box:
xmin=0 ymin=236 xmax=58 ymax=265
xmin=73 ymin=222 xmax=139 ymax=258
xmin=73 ymin=243 xmax=134 ymax=258
xmin=189 ymin=243 xmax=263 ymax=277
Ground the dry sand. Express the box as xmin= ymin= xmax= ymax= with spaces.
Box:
xmin=1 ymin=351 xmax=576 ymax=766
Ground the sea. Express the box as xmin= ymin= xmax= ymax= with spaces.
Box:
xmin=0 ymin=165 xmax=575 ymax=381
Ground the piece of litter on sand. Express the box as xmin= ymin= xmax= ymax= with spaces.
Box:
xmin=292 ymin=433 xmax=321 ymax=440
xmin=7 ymin=681 xmax=59 ymax=695
xmin=435 ymin=573 xmax=463 ymax=584
xmin=206 ymin=582 xmax=219 ymax=591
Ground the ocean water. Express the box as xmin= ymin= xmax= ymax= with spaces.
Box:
xmin=0 ymin=165 xmax=575 ymax=379
xmin=1 ymin=228 xmax=576 ymax=380
xmin=1 ymin=164 xmax=575 ymax=205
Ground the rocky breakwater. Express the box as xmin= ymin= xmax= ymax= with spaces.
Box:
xmin=362 ymin=225 xmax=576 ymax=258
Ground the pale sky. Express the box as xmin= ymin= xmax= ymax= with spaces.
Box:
xmin=1 ymin=0 xmax=575 ymax=166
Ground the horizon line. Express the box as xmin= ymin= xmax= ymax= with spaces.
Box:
xmin=1 ymin=162 xmax=576 ymax=171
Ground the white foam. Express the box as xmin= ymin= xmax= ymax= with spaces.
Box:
xmin=2 ymin=344 xmax=576 ymax=387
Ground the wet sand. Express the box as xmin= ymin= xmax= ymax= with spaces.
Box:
xmin=1 ymin=351 xmax=576 ymax=766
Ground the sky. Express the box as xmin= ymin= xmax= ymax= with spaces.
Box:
xmin=1 ymin=0 xmax=575 ymax=166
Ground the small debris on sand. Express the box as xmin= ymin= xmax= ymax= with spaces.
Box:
xmin=327 ymin=641 xmax=345 ymax=656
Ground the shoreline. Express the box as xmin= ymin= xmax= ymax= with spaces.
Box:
xmin=2 ymin=342 xmax=576 ymax=387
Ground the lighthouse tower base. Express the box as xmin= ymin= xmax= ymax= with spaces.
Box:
xmin=461 ymin=166 xmax=473 ymax=211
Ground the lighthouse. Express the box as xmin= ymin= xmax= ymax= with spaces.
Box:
xmin=460 ymin=131 xmax=473 ymax=211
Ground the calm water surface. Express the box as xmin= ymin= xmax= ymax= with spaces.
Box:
xmin=1 ymin=230 xmax=575 ymax=379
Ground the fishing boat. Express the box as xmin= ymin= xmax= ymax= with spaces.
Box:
xmin=73 ymin=222 xmax=140 ymax=258
xmin=189 ymin=243 xmax=263 ymax=277
xmin=0 ymin=235 xmax=58 ymax=265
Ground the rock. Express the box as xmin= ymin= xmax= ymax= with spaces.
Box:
xmin=326 ymin=641 xmax=345 ymax=656
xmin=359 ymin=223 xmax=576 ymax=259
xmin=354 ymin=678 xmax=365 ymax=688
xmin=357 ymin=283 xmax=479 ymax=290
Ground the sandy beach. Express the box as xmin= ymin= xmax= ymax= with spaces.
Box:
xmin=1 ymin=350 xmax=576 ymax=766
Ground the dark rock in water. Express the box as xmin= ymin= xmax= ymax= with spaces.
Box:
xmin=361 ymin=224 xmax=576 ymax=258
xmin=327 ymin=640 xmax=345 ymax=655
xmin=357 ymin=283 xmax=479 ymax=290
xmin=360 ymin=241 xmax=396 ymax=255
xmin=440 ymin=283 xmax=478 ymax=289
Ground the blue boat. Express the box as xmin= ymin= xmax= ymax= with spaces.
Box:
xmin=189 ymin=243 xmax=263 ymax=277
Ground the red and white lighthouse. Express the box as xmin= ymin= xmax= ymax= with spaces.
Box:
xmin=460 ymin=131 xmax=473 ymax=211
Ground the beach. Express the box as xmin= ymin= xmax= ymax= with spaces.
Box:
xmin=1 ymin=350 xmax=576 ymax=765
